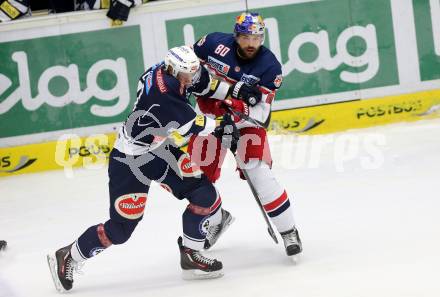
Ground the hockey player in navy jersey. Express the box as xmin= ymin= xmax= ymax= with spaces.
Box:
xmin=47 ymin=46 xmax=241 ymax=292
xmin=187 ymin=12 xmax=303 ymax=257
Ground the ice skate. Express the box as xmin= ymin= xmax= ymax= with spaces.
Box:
xmin=204 ymin=209 xmax=235 ymax=249
xmin=280 ymin=227 xmax=302 ymax=261
xmin=178 ymin=237 xmax=223 ymax=280
xmin=47 ymin=243 xmax=82 ymax=292
xmin=0 ymin=240 xmax=7 ymax=251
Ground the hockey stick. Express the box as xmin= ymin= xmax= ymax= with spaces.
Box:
xmin=226 ymin=107 xmax=279 ymax=244
xmin=227 ymin=106 xmax=267 ymax=128
xmin=234 ymin=153 xmax=279 ymax=244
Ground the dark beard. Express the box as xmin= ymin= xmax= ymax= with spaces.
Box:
xmin=236 ymin=46 xmax=258 ymax=60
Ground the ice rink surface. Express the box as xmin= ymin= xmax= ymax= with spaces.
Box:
xmin=1 ymin=118 xmax=440 ymax=297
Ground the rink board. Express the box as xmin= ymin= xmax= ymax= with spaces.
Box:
xmin=2 ymin=0 xmax=440 ymax=176
xmin=0 ymin=134 xmax=116 ymax=177
xmin=2 ymin=0 xmax=440 ymax=146
xmin=1 ymin=89 xmax=439 ymax=177
xmin=269 ymin=89 xmax=440 ymax=134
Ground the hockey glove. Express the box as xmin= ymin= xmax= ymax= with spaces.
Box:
xmin=230 ymin=81 xmax=262 ymax=106
xmin=107 ymin=0 xmax=133 ymax=21
xmin=213 ymin=114 xmax=240 ymax=153
xmin=215 ymin=98 xmax=249 ymax=123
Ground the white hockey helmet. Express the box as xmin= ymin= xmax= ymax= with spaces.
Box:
xmin=164 ymin=46 xmax=200 ymax=78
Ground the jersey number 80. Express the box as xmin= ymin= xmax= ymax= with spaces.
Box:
xmin=214 ymin=44 xmax=230 ymax=57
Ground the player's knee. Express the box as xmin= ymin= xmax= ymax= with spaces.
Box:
xmin=186 ymin=181 xmax=220 ymax=215
xmin=104 ymin=219 xmax=138 ymax=245
xmin=246 ymin=162 xmax=284 ymax=202
xmin=256 ymin=177 xmax=283 ymax=202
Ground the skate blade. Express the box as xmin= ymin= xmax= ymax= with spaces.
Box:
xmin=182 ymin=269 xmax=224 ymax=280
xmin=288 ymin=254 xmax=300 ymax=264
xmin=47 ymin=254 xmax=66 ymax=293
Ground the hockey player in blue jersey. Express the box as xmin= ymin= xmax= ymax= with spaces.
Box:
xmin=187 ymin=12 xmax=303 ymax=257
xmin=47 ymin=46 xmax=241 ymax=292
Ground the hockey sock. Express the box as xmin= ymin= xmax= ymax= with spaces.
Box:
xmin=182 ymin=182 xmax=220 ymax=250
xmin=71 ymin=222 xmax=116 ymax=262
xmin=244 ymin=161 xmax=296 ymax=233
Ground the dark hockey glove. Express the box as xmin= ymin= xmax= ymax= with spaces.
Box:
xmin=229 ymin=81 xmax=262 ymax=106
xmin=107 ymin=0 xmax=134 ymax=21
xmin=213 ymin=114 xmax=240 ymax=153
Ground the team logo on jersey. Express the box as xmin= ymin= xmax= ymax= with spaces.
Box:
xmin=240 ymin=74 xmax=260 ymax=85
xmin=235 ymin=66 xmax=240 ymax=72
xmin=207 ymin=56 xmax=230 ymax=75
xmin=114 ymin=193 xmax=147 ymax=220
xmin=177 ymin=154 xmax=203 ymax=177
xmin=274 ymin=74 xmax=283 ymax=88
xmin=145 ymin=71 xmax=153 ymax=95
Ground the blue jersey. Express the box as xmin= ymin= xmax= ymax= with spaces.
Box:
xmin=114 ymin=63 xmax=216 ymax=155
xmin=193 ymin=32 xmax=283 ymax=95
xmin=193 ymin=32 xmax=282 ymax=128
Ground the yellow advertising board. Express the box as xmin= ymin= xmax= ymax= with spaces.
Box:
xmin=1 ymin=90 xmax=440 ymax=177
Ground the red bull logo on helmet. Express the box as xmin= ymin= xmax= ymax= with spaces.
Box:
xmin=234 ymin=12 xmax=265 ymax=35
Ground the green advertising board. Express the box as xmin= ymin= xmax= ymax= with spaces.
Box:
xmin=0 ymin=26 xmax=144 ymax=138
xmin=166 ymin=0 xmax=399 ymax=100
xmin=1 ymin=0 xmax=440 ymax=143
xmin=414 ymin=0 xmax=440 ymax=81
